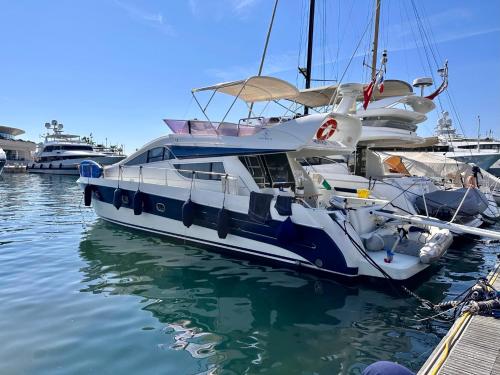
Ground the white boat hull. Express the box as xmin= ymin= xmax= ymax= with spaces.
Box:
xmin=80 ymin=177 xmax=431 ymax=281
xmin=28 ymin=156 xmax=125 ymax=175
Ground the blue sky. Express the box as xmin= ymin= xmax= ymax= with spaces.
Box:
xmin=1 ymin=0 xmax=499 ymax=152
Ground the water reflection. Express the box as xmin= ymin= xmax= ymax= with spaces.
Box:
xmin=2 ymin=173 xmax=498 ymax=374
xmin=78 ymin=221 xmax=451 ymax=374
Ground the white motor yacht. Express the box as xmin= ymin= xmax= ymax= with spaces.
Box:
xmin=28 ymin=120 xmax=126 ymax=175
xmin=411 ymin=111 xmax=500 ymax=170
xmin=78 ymin=77 xmax=456 ymax=281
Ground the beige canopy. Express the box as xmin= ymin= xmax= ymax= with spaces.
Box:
xmin=192 ymin=76 xmax=300 ymax=102
xmin=293 ymin=80 xmax=414 ymax=108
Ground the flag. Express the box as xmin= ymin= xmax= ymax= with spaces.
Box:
xmin=378 ymin=73 xmax=384 ymax=93
xmin=425 ymin=77 xmax=448 ymax=100
xmin=321 ymin=178 xmax=332 ymax=190
xmin=363 ymin=81 xmax=375 ymax=110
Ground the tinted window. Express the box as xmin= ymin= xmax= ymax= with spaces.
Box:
xmin=164 ymin=148 xmax=174 ymax=160
xmin=174 ymin=162 xmax=225 ymax=180
xmin=61 ymin=145 xmax=93 ymax=151
xmin=147 ymin=147 xmax=164 ymax=163
xmin=125 ymin=152 xmax=148 ymax=166
xmin=263 ymin=154 xmax=294 ymax=185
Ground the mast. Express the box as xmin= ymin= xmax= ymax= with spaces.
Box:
xmin=304 ymin=0 xmax=315 ymax=115
xmin=371 ymin=0 xmax=381 ymax=80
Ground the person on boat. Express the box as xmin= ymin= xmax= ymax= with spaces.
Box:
xmin=466 ymin=164 xmax=483 ymax=188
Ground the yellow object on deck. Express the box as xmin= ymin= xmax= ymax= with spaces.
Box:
xmin=357 ymin=189 xmax=370 ymax=198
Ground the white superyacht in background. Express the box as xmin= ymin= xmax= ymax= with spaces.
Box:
xmin=419 ymin=111 xmax=500 ymax=170
xmin=28 ymin=120 xmax=126 ymax=175
xmin=78 ymin=77 xmax=457 ymax=281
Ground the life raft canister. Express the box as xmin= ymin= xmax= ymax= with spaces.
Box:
xmin=315 ymin=118 xmax=337 ymax=141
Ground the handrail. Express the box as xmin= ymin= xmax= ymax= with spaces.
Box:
xmin=101 ymin=164 xmax=252 ymax=194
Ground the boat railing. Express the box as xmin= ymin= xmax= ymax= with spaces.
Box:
xmin=102 ymin=164 xmax=251 ymax=195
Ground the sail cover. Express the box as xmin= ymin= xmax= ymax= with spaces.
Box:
xmin=192 ymin=76 xmax=300 ymax=102
xmin=292 ymin=80 xmax=413 ymax=108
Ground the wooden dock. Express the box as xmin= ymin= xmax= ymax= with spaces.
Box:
xmin=419 ymin=266 xmax=500 ymax=375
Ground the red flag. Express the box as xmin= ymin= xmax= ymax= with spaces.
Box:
xmin=425 ymin=78 xmax=448 ymax=100
xmin=363 ymin=81 xmax=375 ymax=110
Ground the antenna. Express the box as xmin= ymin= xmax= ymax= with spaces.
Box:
xmin=412 ymin=77 xmax=433 ymax=96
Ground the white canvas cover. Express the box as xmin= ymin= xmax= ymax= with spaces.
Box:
xmin=292 ymin=80 xmax=413 ymax=108
xmin=378 ymin=151 xmax=500 ymax=190
xmin=192 ymin=76 xmax=300 ymax=102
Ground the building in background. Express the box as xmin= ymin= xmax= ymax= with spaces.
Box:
xmin=0 ymin=125 xmax=36 ymax=170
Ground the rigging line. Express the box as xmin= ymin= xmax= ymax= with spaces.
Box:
xmin=397 ymin=0 xmax=411 ymax=81
xmin=381 ymin=0 xmax=390 ymax=55
xmin=403 ymin=1 xmax=429 ymax=78
xmin=335 ymin=0 xmax=340 ymax=81
xmin=409 ymin=1 xmax=437 ymax=83
xmin=320 ymin=0 xmax=326 ymax=79
xmin=410 ymin=0 xmax=441 ymax=69
xmin=445 ymin=89 xmax=476 ymax=159
xmin=418 ymin=0 xmax=444 ymax=64
xmin=295 ymin=0 xmax=307 ymax=87
xmin=363 ymin=3 xmax=375 ymax=82
xmin=328 ymin=13 xmax=373 ymax=107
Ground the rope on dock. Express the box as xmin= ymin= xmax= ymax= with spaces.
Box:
xmin=420 ymin=259 xmax=500 ymax=375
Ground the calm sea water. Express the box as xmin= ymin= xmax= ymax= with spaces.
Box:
xmin=1 ymin=173 xmax=499 ymax=374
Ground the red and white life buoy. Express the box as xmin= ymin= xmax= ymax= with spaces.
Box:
xmin=315 ymin=118 xmax=337 ymax=140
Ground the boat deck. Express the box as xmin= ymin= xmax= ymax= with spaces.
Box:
xmin=419 ymin=265 xmax=500 ymax=375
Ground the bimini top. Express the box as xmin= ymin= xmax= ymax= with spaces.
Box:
xmin=293 ymin=80 xmax=413 ymax=108
xmin=192 ymin=76 xmax=300 ymax=102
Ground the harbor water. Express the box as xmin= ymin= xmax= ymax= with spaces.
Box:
xmin=1 ymin=173 xmax=499 ymax=374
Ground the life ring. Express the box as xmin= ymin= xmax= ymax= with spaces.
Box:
xmin=316 ymin=118 xmax=337 ymax=140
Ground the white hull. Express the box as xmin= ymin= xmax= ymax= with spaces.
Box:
xmin=80 ymin=177 xmax=431 ymax=281
xmin=447 ymin=152 xmax=500 ymax=171
xmin=28 ymin=155 xmax=124 ymax=175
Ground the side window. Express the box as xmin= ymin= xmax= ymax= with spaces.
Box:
xmin=147 ymin=147 xmax=164 ymax=163
xmin=164 ymin=147 xmax=174 ymax=160
xmin=174 ymin=162 xmax=225 ymax=180
xmin=125 ymin=152 xmax=148 ymax=166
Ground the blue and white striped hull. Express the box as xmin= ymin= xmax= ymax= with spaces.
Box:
xmin=79 ymin=179 xmax=429 ymax=281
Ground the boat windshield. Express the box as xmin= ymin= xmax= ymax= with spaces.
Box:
xmin=164 ymin=119 xmax=280 ymax=137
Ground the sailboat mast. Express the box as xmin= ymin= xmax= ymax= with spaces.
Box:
xmin=304 ymin=0 xmax=315 ymax=115
xmin=371 ymin=0 xmax=381 ymax=80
